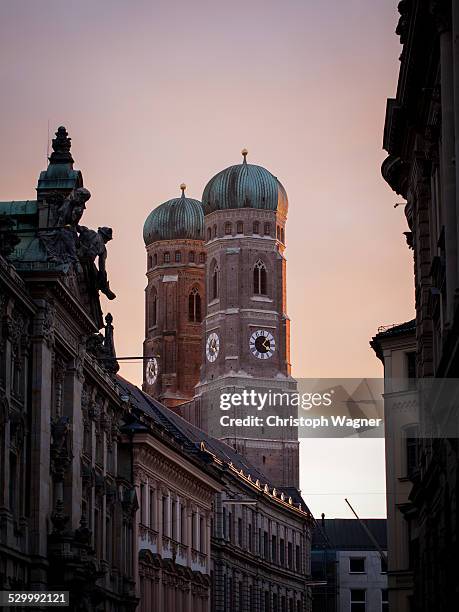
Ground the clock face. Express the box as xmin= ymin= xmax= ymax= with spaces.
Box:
xmin=146 ymin=357 xmax=158 ymax=385
xmin=206 ymin=332 xmax=220 ymax=362
xmin=250 ymin=330 xmax=276 ymax=359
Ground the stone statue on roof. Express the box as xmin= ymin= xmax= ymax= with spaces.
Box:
xmin=77 ymin=225 xmax=116 ymax=300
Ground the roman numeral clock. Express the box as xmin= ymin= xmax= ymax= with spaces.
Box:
xmin=249 ymin=329 xmax=276 ymax=359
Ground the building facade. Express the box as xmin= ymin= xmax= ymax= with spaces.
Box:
xmin=381 ymin=0 xmax=459 ymax=609
xmin=0 ymin=127 xmax=138 ymax=610
xmin=371 ymin=321 xmax=417 ymax=612
xmin=312 ymin=519 xmax=387 ymax=612
xmin=122 ymin=378 xmax=313 ymax=612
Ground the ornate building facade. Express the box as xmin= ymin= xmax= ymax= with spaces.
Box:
xmin=120 ymin=378 xmax=313 ymax=612
xmin=381 ymin=1 xmax=459 ymax=609
xmin=0 ymin=127 xmax=138 ymax=611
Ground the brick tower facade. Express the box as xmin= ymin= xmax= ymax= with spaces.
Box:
xmin=195 ymin=151 xmax=299 ymax=488
xmin=143 ymin=185 xmax=205 ymax=408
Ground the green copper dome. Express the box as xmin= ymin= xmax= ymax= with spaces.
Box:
xmin=143 ymin=185 xmax=204 ymax=245
xmin=202 ymin=150 xmax=288 ymax=216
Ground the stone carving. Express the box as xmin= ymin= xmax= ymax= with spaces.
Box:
xmin=50 ymin=416 xmax=73 ymax=480
xmin=86 ymin=313 xmax=119 ymax=374
xmin=77 ymin=226 xmax=116 ymax=300
xmin=56 ymin=187 xmax=90 ymax=228
xmin=0 ymin=215 xmax=20 ymax=257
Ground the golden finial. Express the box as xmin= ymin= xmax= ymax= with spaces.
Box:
xmin=180 ymin=183 xmax=186 ymax=198
xmin=241 ymin=148 xmax=248 ymax=163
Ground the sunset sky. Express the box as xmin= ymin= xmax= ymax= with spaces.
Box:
xmin=0 ymin=0 xmax=410 ymax=517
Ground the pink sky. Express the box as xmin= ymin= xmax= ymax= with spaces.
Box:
xmin=0 ymin=0 xmax=409 ymax=517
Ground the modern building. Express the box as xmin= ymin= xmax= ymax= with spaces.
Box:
xmin=0 ymin=127 xmax=138 ymax=611
xmin=312 ymin=519 xmax=387 ymax=612
xmin=370 ymin=321 xmax=417 ymax=612
xmin=381 ymin=0 xmax=459 ymax=608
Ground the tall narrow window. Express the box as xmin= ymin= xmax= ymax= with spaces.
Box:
xmin=199 ymin=252 xmax=206 ymax=263
xmin=153 ymin=253 xmax=158 ymax=266
xmin=237 ymin=221 xmax=243 ymax=234
xmin=281 ymin=227 xmax=285 ymax=243
xmin=207 ymin=227 xmax=212 ymax=241
xmin=253 ymin=221 xmax=260 ymax=234
xmin=210 ymin=261 xmax=220 ymax=300
xmin=264 ymin=222 xmax=271 ymax=236
xmin=253 ymin=260 xmax=267 ymax=295
xmin=189 ymin=287 xmax=202 ymax=322
xmin=175 ymin=250 xmax=181 ymax=262
xmin=225 ymin=222 xmax=232 ymax=235
xmin=164 ymin=251 xmax=170 ymax=263
xmin=189 ymin=251 xmax=195 ymax=263
xmin=213 ymin=224 xmax=217 ymax=237
xmin=350 ymin=589 xmax=366 ymax=612
xmin=149 ymin=290 xmax=157 ymax=327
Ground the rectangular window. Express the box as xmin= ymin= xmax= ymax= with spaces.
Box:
xmin=238 ymin=517 xmax=243 ymax=547
xmin=381 ymin=589 xmax=388 ymax=612
xmin=272 ymin=535 xmax=277 ymax=563
xmin=200 ymin=516 xmax=205 ymax=552
xmin=162 ymin=497 xmax=168 ymax=537
xmin=349 ymin=557 xmax=366 ymax=573
xmin=405 ymin=426 xmax=419 ymax=477
xmin=175 ymin=251 xmax=181 ymax=262
xmin=181 ymin=506 xmax=186 ymax=543
xmin=150 ymin=488 xmax=155 ymax=529
xmin=171 ymin=500 xmax=177 ymax=540
xmin=280 ymin=538 xmax=285 ymax=565
xmin=380 ymin=556 xmax=388 ymax=574
xmin=296 ymin=544 xmax=301 ymax=570
xmin=288 ymin=541 xmax=293 ymax=568
xmin=350 ymin=589 xmax=366 ymax=612
xmin=140 ymin=484 xmax=145 ymax=524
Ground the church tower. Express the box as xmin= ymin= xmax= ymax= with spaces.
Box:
xmin=143 ymin=185 xmax=205 ymax=408
xmin=195 ymin=151 xmax=299 ymax=488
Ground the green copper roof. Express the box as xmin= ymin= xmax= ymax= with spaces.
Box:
xmin=202 ymin=151 xmax=288 ymax=216
xmin=143 ymin=186 xmax=204 ymax=245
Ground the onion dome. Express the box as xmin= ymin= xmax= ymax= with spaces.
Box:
xmin=202 ymin=149 xmax=288 ymax=216
xmin=143 ymin=184 xmax=204 ymax=245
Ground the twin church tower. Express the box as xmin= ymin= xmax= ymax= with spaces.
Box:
xmin=142 ymin=151 xmax=299 ymax=487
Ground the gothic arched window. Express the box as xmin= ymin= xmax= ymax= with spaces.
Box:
xmin=213 ymin=224 xmax=217 ymax=237
xmin=253 ymin=260 xmax=267 ymax=295
xmin=210 ymin=260 xmax=220 ymax=300
xmin=149 ymin=289 xmax=158 ymax=327
xmin=207 ymin=227 xmax=212 ymax=241
xmin=189 ymin=287 xmax=202 ymax=322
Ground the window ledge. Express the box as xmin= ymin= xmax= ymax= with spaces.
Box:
xmin=251 ymin=295 xmax=272 ymax=303
xmin=208 ymin=298 xmax=220 ymax=307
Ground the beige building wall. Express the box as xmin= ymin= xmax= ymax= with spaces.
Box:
xmin=371 ymin=322 xmax=417 ymax=612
